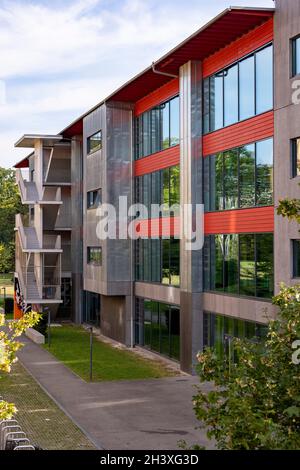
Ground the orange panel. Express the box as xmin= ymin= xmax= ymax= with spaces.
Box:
xmin=203 ymin=111 xmax=274 ymax=157
xmin=134 ymin=145 xmax=180 ymax=176
xmin=203 ymin=18 xmax=273 ymax=78
xmin=204 ymin=207 xmax=274 ymax=234
xmin=135 ymin=217 xmax=180 ymax=238
xmin=134 ymin=78 xmax=179 ymax=116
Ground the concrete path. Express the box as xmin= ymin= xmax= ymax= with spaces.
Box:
xmin=18 ymin=336 xmax=211 ymax=450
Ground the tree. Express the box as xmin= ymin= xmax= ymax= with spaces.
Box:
xmin=192 ymin=285 xmax=300 ymax=450
xmin=0 ymin=312 xmax=41 ymax=420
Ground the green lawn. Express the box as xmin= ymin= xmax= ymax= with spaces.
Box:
xmin=0 ymin=274 xmax=14 ymax=297
xmin=43 ymin=325 xmax=176 ymax=382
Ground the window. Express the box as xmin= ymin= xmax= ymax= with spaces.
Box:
xmin=291 ymin=138 xmax=300 ymax=177
xmin=135 ymin=96 xmax=180 ymax=159
xmin=292 ymin=36 xmax=300 ymax=77
xmin=84 ymin=291 xmax=101 ymax=326
xmin=87 ymin=189 xmax=102 ymax=209
xmin=87 ymin=130 xmax=102 ymax=154
xmin=292 ymin=240 xmax=300 ymax=278
xmin=87 ymin=247 xmax=102 ymax=265
xmin=135 ymin=238 xmax=180 ymax=287
xmin=203 ymin=44 xmax=273 ymax=133
xmin=135 ymin=165 xmax=180 ymax=218
xmin=203 ymin=312 xmax=268 ymax=361
xmin=255 ymin=45 xmax=273 ymax=115
xmin=204 ymin=138 xmax=273 ymax=212
xmin=135 ymin=298 xmax=180 ymax=360
xmin=204 ymin=233 xmax=274 ymax=298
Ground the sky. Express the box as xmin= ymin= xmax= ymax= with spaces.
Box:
xmin=0 ymin=0 xmax=274 ymax=168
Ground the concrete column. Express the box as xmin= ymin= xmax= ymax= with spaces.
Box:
xmin=179 ymin=61 xmax=204 ymax=373
xmin=71 ymin=136 xmax=83 ymax=323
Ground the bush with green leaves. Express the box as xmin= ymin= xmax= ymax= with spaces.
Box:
xmin=193 ymin=284 xmax=300 ymax=450
xmin=0 ymin=311 xmax=41 ymax=420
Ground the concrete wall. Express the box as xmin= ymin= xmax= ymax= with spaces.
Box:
xmin=274 ymin=0 xmax=300 ymax=292
xmin=100 ymin=295 xmax=127 ymax=344
xmin=83 ymin=101 xmax=134 ymax=344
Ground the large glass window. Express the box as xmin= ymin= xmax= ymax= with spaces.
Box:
xmin=203 ymin=44 xmax=273 ymax=133
xmin=135 ymin=237 xmax=180 ymax=286
xmin=135 ymin=299 xmax=180 ymax=361
xmin=135 ymin=96 xmax=180 ymax=159
xmin=204 ymin=233 xmax=273 ymax=298
xmin=203 ymin=312 xmax=268 ymax=361
xmin=135 ymin=165 xmax=180 ymax=218
xmin=239 ymin=55 xmax=255 ymax=120
xmin=255 ymin=45 xmax=273 ymax=115
xmin=204 ymin=138 xmax=273 ymax=212
xmin=256 ymin=139 xmax=273 ymax=206
xmin=224 ymin=64 xmax=238 ymax=127
xmin=292 ymin=36 xmax=300 ymax=77
xmin=291 ymin=138 xmax=300 ymax=178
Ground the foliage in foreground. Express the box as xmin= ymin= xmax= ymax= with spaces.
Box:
xmin=193 ymin=285 xmax=300 ymax=450
xmin=0 ymin=312 xmax=41 ymax=420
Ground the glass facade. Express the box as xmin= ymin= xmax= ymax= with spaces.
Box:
xmin=135 ymin=165 xmax=180 ymax=218
xmin=203 ymin=233 xmax=274 ymax=298
xmin=292 ymin=36 xmax=300 ymax=77
xmin=203 ymin=312 xmax=268 ymax=361
xmin=136 ymin=237 xmax=180 ymax=286
xmin=204 ymin=138 xmax=273 ymax=212
xmin=135 ymin=298 xmax=180 ymax=360
xmin=203 ymin=44 xmax=273 ymax=134
xmin=134 ymin=96 xmax=180 ymax=159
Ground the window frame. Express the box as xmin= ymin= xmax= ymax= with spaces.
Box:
xmin=291 ymin=138 xmax=300 ymax=178
xmin=203 ymin=43 xmax=273 ymax=135
xmin=291 ymin=35 xmax=300 ymax=78
xmin=204 ymin=233 xmax=274 ymax=299
xmin=292 ymin=239 xmax=300 ymax=278
xmin=134 ymin=95 xmax=180 ymax=160
xmin=87 ymin=188 xmax=102 ymax=210
xmin=203 ymin=138 xmax=273 ymax=213
xmin=87 ymin=246 xmax=102 ymax=266
xmin=87 ymin=130 xmax=102 ymax=155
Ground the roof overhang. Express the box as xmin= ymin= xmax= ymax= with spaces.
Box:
xmin=60 ymin=6 xmax=274 ymax=138
xmin=15 ymin=134 xmax=64 ymax=149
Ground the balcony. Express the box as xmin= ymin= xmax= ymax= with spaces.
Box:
xmin=16 ymin=214 xmax=62 ymax=252
xmin=16 ymin=169 xmax=62 ymax=205
xmin=16 ymin=258 xmax=62 ymax=305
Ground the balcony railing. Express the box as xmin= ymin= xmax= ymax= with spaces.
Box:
xmin=16 ymin=214 xmax=62 ymax=251
xmin=16 ymin=168 xmax=62 ymax=204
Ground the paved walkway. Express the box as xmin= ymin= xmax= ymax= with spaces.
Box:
xmin=18 ymin=336 xmax=211 ymax=450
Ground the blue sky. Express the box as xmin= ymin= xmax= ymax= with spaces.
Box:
xmin=0 ymin=0 xmax=274 ymax=168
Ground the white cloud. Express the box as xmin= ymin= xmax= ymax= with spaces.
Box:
xmin=0 ymin=0 xmax=274 ymax=168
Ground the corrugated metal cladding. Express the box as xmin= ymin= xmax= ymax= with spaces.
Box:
xmin=203 ymin=111 xmax=274 ymax=157
xmin=135 ymin=217 xmax=180 ymax=238
xmin=204 ymin=207 xmax=274 ymax=234
xmin=134 ymin=145 xmax=180 ymax=177
xmin=134 ymin=78 xmax=179 ymax=116
xmin=203 ymin=18 xmax=273 ymax=78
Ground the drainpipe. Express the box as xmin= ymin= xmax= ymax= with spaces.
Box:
xmin=152 ymin=62 xmax=179 ymax=79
